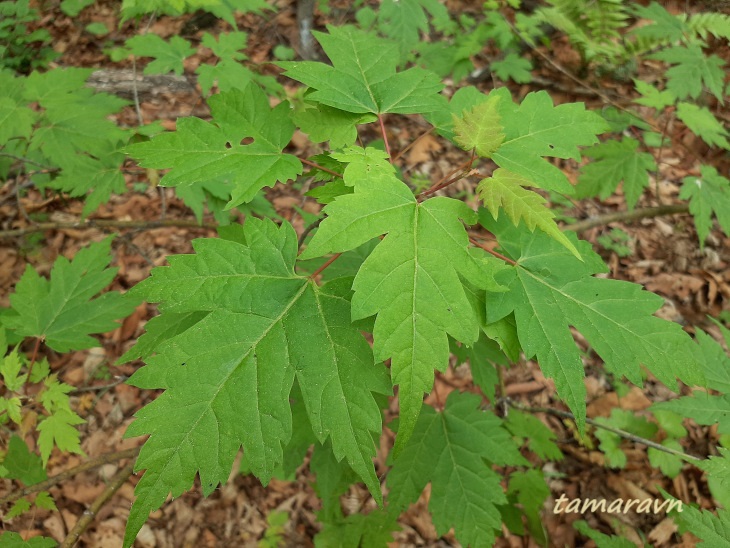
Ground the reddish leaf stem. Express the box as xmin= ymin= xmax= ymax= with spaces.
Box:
xmin=300 ymin=157 xmax=343 ymax=178
xmin=469 ymin=237 xmax=517 ymax=266
xmin=377 ymin=114 xmax=393 ymax=162
xmin=419 ymin=157 xmax=476 ymax=199
xmin=310 ymin=253 xmax=342 ymax=279
xmin=25 ymin=337 xmax=42 ymax=388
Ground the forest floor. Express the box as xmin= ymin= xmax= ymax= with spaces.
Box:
xmin=1 ymin=0 xmax=730 ymax=546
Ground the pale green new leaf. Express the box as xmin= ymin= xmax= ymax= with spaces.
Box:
xmin=277 ymin=26 xmax=444 ymax=115
xmin=300 ymin=147 xmax=505 ymax=453
xmin=482 ymin=215 xmax=704 ymax=432
xmin=477 ymin=168 xmax=580 ymax=258
xmin=125 ymin=84 xmax=302 ymax=209
xmin=387 ymin=392 xmax=526 ymax=547
xmin=680 ymin=165 xmax=730 ymax=246
xmin=127 ymin=34 xmax=196 ymax=75
xmin=5 ymin=237 xmax=137 ymax=352
xmin=424 ymin=85 xmax=484 ymax=142
xmin=453 ymin=95 xmax=505 ymax=158
xmin=575 ymin=138 xmax=656 ymax=210
xmin=490 ymin=88 xmax=609 ymax=194
xmin=123 ymin=219 xmax=389 ymax=548
xmin=0 ymin=348 xmax=26 ymax=391
xmin=677 ymin=102 xmax=730 ymax=150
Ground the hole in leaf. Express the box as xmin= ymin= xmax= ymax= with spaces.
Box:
xmin=241 ymin=136 xmax=254 ymax=145
xmin=225 ymin=142 xmax=232 ymax=149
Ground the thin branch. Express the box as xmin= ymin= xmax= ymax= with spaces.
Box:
xmin=298 ymin=217 xmax=323 ymax=250
xmin=565 ymin=203 xmax=689 ymax=233
xmin=378 ymin=114 xmax=392 ymax=162
xmin=0 ymin=218 xmax=219 ymax=239
xmin=469 ymin=236 xmax=517 ymax=266
xmin=300 ymin=157 xmax=343 ymax=179
xmin=309 ymin=253 xmax=342 ymax=279
xmin=419 ymin=156 xmax=477 ymax=200
xmin=69 ymin=377 xmax=129 ymax=396
xmin=60 ymin=458 xmax=137 ymax=548
xmin=0 ymin=153 xmax=59 ymax=172
xmin=505 ymin=399 xmax=703 ymax=462
xmin=393 ymin=126 xmax=435 ymax=162
xmin=0 ymin=447 xmax=140 ymax=506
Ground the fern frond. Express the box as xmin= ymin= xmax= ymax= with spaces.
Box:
xmin=585 ymin=0 xmax=629 ymax=43
xmin=686 ymin=12 xmax=730 ymax=41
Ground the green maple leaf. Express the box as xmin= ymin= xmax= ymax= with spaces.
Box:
xmin=0 ymin=532 xmax=57 ymax=548
xmin=650 ymin=45 xmax=725 ymax=101
xmin=37 ymin=408 xmax=85 ymax=466
xmin=491 ymin=52 xmax=533 ymax=84
xmin=699 ymin=447 xmax=730 ymax=492
xmin=29 ymin=89 xmax=128 ymax=167
xmin=293 ymin=102 xmax=375 ymax=150
xmin=316 ymin=510 xmax=399 ymax=547
xmin=5 ymin=237 xmax=137 ymax=352
xmin=574 ymin=520 xmax=637 ymax=548
xmin=676 ymin=102 xmax=730 ymax=149
xmin=629 ymin=2 xmax=689 ymax=42
xmin=127 ymin=34 xmax=195 ymax=75
xmin=695 ymin=328 xmax=730 ymax=394
xmin=387 ymin=392 xmax=526 ymax=547
xmin=277 ymin=25 xmax=444 ymax=115
xmin=680 ymin=165 xmax=730 ymax=246
xmin=653 ymin=392 xmax=730 ymax=434
xmin=300 ymin=147 xmax=506 ymax=453
xmin=126 ymin=83 xmax=302 ymax=209
xmin=196 ymin=31 xmax=256 ymax=95
xmin=482 ymin=215 xmax=704 ymax=432
xmin=123 ymin=218 xmax=390 ymax=548
xmin=0 ymin=96 xmax=35 ymax=146
xmin=490 ymin=88 xmax=609 ymax=194
xmin=477 ymin=168 xmax=580 ymax=258
xmin=452 ymin=95 xmax=505 ymax=158
xmin=504 ymin=410 xmax=563 ymax=461
xmin=377 ymin=0 xmax=452 ymax=61
xmin=671 ymin=504 xmax=730 ymax=546
xmin=575 ymin=138 xmax=656 ymax=210
xmin=4 ymin=435 xmax=47 ymax=486
xmin=51 ymin=151 xmax=127 ymax=218
xmin=633 ymin=80 xmax=675 ymax=110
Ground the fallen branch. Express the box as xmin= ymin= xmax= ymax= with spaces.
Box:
xmin=60 ymin=458 xmax=137 ymax=548
xmin=0 ymin=446 xmax=140 ymax=506
xmin=566 ymin=203 xmax=689 ymax=233
xmin=505 ymin=399 xmax=703 ymax=462
xmin=0 ymin=219 xmax=218 ymax=239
